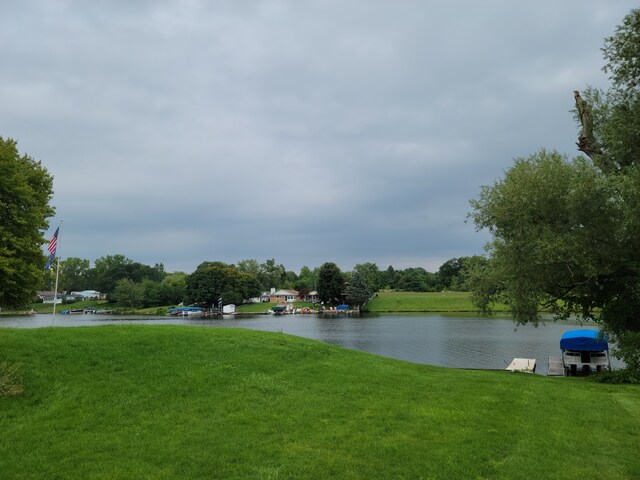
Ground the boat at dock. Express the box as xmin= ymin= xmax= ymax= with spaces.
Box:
xmin=169 ymin=306 xmax=204 ymax=316
xmin=548 ymin=329 xmax=611 ymax=376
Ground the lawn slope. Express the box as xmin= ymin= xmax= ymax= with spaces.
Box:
xmin=1 ymin=326 xmax=638 ymax=479
xmin=365 ymin=290 xmax=509 ymax=312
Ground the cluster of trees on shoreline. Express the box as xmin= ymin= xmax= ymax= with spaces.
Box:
xmin=40 ymin=254 xmax=485 ymax=309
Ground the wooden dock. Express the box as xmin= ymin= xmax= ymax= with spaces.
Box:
xmin=547 ymin=356 xmax=566 ymax=376
xmin=506 ymin=358 xmax=536 ymax=373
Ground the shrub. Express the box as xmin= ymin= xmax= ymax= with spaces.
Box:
xmin=595 ymin=367 xmax=640 ymax=384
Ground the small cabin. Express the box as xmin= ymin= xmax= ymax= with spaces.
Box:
xmin=560 ymin=329 xmax=611 ymax=376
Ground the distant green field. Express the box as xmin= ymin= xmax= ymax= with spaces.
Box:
xmin=1 ymin=326 xmax=638 ymax=479
xmin=366 ymin=290 xmax=508 ymax=312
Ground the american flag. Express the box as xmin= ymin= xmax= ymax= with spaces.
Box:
xmin=45 ymin=227 xmax=59 ymax=270
xmin=47 ymin=227 xmax=59 ymax=255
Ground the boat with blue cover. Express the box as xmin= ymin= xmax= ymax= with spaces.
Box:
xmin=560 ymin=329 xmax=611 ymax=376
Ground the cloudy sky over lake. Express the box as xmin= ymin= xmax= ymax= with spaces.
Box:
xmin=2 ymin=1 xmax=637 ymax=274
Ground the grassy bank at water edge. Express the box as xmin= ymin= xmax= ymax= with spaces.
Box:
xmin=1 ymin=326 xmax=639 ymax=479
xmin=365 ymin=290 xmax=509 ymax=312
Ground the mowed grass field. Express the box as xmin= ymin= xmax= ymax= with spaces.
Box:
xmin=1 ymin=326 xmax=639 ymax=479
xmin=366 ymin=290 xmax=508 ymax=312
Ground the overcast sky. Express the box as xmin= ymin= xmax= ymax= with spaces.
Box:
xmin=2 ymin=1 xmax=637 ymax=274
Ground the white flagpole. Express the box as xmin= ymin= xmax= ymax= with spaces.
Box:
xmin=51 ymin=220 xmax=63 ymax=325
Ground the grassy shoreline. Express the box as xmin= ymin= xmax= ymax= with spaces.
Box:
xmin=1 ymin=326 xmax=639 ymax=479
xmin=234 ymin=291 xmax=507 ymax=314
xmin=364 ymin=290 xmax=508 ymax=312
xmin=5 ymin=291 xmax=500 ymax=316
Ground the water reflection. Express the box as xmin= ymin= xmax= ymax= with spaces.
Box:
xmin=0 ymin=312 xmax=612 ymax=375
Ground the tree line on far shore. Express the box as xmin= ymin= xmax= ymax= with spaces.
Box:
xmin=39 ymin=254 xmax=487 ymax=309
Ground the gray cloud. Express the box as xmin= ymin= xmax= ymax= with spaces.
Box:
xmin=2 ymin=0 xmax=636 ymax=273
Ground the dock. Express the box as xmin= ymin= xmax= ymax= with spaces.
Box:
xmin=547 ymin=356 xmax=566 ymax=376
xmin=506 ymin=358 xmax=536 ymax=373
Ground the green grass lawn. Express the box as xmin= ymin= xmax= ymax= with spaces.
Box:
xmin=1 ymin=326 xmax=638 ymax=479
xmin=366 ymin=290 xmax=509 ymax=312
xmin=1 ymin=299 xmax=113 ymax=315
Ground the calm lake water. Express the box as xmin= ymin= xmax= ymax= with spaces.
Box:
xmin=0 ymin=312 xmax=615 ymax=375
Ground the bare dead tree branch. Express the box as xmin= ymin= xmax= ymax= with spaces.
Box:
xmin=574 ymin=90 xmax=603 ymax=158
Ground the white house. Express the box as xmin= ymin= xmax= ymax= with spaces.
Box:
xmin=71 ymin=290 xmax=103 ymax=300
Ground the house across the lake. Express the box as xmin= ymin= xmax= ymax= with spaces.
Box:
xmin=248 ymin=288 xmax=319 ymax=304
xmin=269 ymin=289 xmax=300 ymax=303
xmin=266 ymin=289 xmax=321 ymax=303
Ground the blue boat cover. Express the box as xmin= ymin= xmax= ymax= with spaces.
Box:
xmin=560 ymin=329 xmax=608 ymax=351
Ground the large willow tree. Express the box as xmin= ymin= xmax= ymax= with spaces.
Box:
xmin=0 ymin=137 xmax=55 ymax=307
xmin=470 ymin=9 xmax=640 ymax=374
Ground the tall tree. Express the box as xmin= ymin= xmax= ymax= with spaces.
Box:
xmin=396 ymin=267 xmax=434 ymax=292
xmin=384 ymin=265 xmax=398 ymax=289
xmin=470 ymin=8 xmax=640 ymax=373
xmin=187 ymin=261 xmax=260 ymax=306
xmin=438 ymin=256 xmax=488 ymax=291
xmin=159 ymin=272 xmax=187 ymax=305
xmin=353 ymin=262 xmax=382 ymax=292
xmin=237 ymin=259 xmax=260 ymax=277
xmin=0 ymin=137 xmax=54 ymax=307
xmin=113 ymin=278 xmax=145 ymax=308
xmin=92 ymin=255 xmax=134 ymax=294
xmin=345 ymin=272 xmax=371 ymax=308
xmin=296 ymin=265 xmax=318 ymax=291
xmin=437 ymin=258 xmax=465 ymax=289
xmin=258 ymin=258 xmax=287 ymax=290
xmin=59 ymin=257 xmax=91 ymax=292
xmin=92 ymin=255 xmax=165 ymax=295
xmin=317 ymin=262 xmax=344 ymax=304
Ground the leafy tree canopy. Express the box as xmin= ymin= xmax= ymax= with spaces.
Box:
xmin=345 ymin=271 xmax=372 ymax=308
xmin=0 ymin=137 xmax=54 ymax=307
xmin=93 ymin=254 xmax=164 ymax=295
xmin=258 ymin=258 xmax=287 ymax=291
xmin=186 ymin=261 xmax=261 ymax=307
xmin=113 ymin=278 xmax=145 ymax=308
xmin=438 ymin=256 xmax=488 ymax=291
xmin=470 ymin=8 xmax=640 ymax=372
xmin=59 ymin=257 xmax=92 ymax=292
xmin=353 ymin=262 xmax=382 ymax=292
xmin=317 ymin=262 xmax=344 ymax=304
xmin=295 ymin=265 xmax=318 ymax=291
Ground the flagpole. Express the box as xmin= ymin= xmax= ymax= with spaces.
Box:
xmin=51 ymin=220 xmax=62 ymax=325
